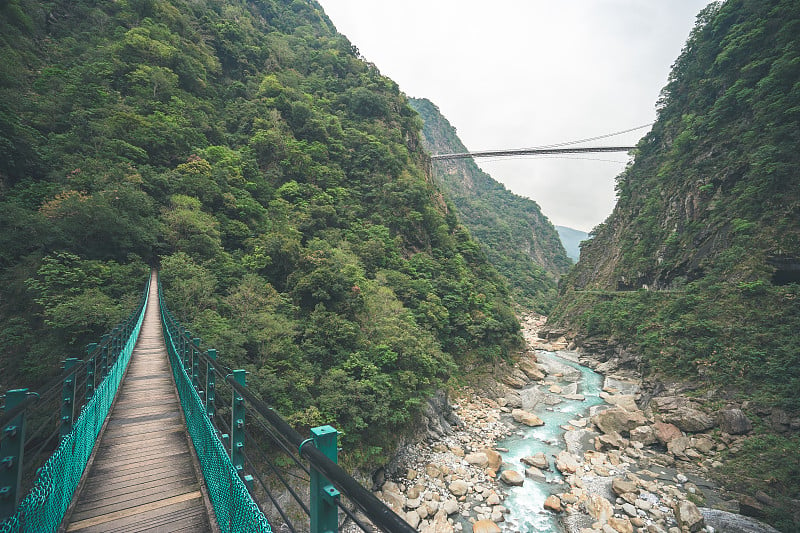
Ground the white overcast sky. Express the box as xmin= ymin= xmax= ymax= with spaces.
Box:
xmin=315 ymin=1 xmax=714 ymax=232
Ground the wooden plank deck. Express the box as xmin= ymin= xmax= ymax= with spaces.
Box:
xmin=64 ymin=274 xmax=214 ymax=533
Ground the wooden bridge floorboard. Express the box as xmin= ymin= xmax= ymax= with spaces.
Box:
xmin=65 ymin=276 xmax=213 ymax=533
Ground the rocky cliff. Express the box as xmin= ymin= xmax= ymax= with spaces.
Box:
xmin=551 ymin=2 xmax=800 ymax=529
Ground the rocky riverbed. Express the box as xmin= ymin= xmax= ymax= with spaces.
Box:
xmin=370 ymin=314 xmax=784 ymax=533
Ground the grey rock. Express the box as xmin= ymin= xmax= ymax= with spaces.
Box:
xmin=592 ymin=407 xmax=648 ymax=435
xmin=662 ymin=406 xmax=715 ymax=433
xmin=700 ymin=508 xmax=781 ymax=532
xmin=675 ymin=500 xmax=705 ymax=532
xmin=499 ymin=469 xmax=524 ymax=486
xmin=718 ymin=408 xmax=753 ymax=435
xmin=622 ymin=502 xmax=638 ymax=517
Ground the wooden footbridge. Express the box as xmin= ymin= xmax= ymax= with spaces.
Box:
xmin=0 ymin=272 xmax=414 ymax=533
xmin=66 ymin=276 xmax=212 ymax=532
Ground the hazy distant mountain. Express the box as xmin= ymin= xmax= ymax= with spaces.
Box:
xmin=555 ymin=226 xmax=589 ymax=262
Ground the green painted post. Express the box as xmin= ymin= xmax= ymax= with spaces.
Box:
xmin=85 ymin=343 xmax=97 ymax=401
xmin=61 ymin=358 xmax=80 ymax=438
xmin=182 ymin=331 xmax=191 ymax=370
xmin=191 ymin=338 xmax=200 ymax=390
xmin=310 ymin=425 xmax=339 ymax=533
xmin=100 ymin=334 xmax=110 ymax=378
xmin=180 ymin=330 xmax=188 ymax=369
xmin=0 ymin=389 xmax=28 ymax=517
xmin=231 ymin=370 xmax=246 ymax=477
xmin=206 ymin=349 xmax=216 ymax=422
xmin=111 ymin=326 xmax=121 ymax=365
xmin=178 ymin=327 xmax=186 ymax=367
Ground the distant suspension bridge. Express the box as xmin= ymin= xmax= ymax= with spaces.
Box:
xmin=430 ymin=122 xmax=650 ymax=161
xmin=431 ymin=145 xmax=635 ymax=161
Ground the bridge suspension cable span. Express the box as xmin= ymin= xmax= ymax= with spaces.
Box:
xmin=430 ymin=145 xmax=636 ymax=161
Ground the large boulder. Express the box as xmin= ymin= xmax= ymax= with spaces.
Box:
xmin=525 ymin=467 xmax=546 ymax=482
xmin=448 ymin=479 xmax=469 ymax=497
xmin=586 ymin=493 xmax=614 ymax=523
xmin=653 ymin=421 xmax=683 ymax=445
xmin=629 ymin=425 xmax=657 ymax=445
xmin=500 ymin=469 xmax=524 ymax=486
xmin=543 ymin=495 xmax=562 ymax=512
xmin=420 ymin=509 xmax=454 ymax=533
xmin=601 ymin=393 xmax=639 ymax=412
xmin=675 ymin=500 xmax=705 ymax=532
xmin=607 ymin=516 xmax=634 ymax=533
xmin=482 ymin=448 xmax=503 ymax=474
xmin=472 ymin=520 xmax=501 ymax=533
xmin=596 ymin=430 xmax=627 ymax=450
xmin=718 ymin=408 xmax=753 ymax=435
xmin=519 ymin=358 xmax=545 ymax=380
xmin=512 ymin=409 xmax=545 ymax=427
xmin=520 ymin=452 xmax=548 ymax=470
xmin=465 ymin=452 xmax=489 ymax=468
xmin=501 ymin=369 xmax=529 ymax=389
xmin=651 ymin=396 xmax=689 ymax=411
xmin=667 ymin=435 xmax=692 ymax=458
xmin=555 ymin=450 xmax=580 ymax=474
xmin=662 ymin=406 xmax=715 ymax=433
xmin=592 ymin=407 xmax=648 ymax=435
xmin=442 ymin=499 xmax=459 ymax=515
xmin=611 ymin=478 xmax=638 ymax=497
xmin=379 ymin=484 xmax=406 ymax=513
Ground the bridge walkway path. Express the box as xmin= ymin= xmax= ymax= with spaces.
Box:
xmin=64 ymin=274 xmax=214 ymax=532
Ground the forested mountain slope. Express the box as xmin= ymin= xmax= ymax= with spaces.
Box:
xmin=410 ymin=98 xmax=570 ymax=312
xmin=0 ymin=0 xmax=522 ymax=465
xmin=551 ymin=1 xmax=799 ymax=527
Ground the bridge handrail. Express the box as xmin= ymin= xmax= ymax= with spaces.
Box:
xmin=158 ymin=276 xmax=415 ymax=533
xmin=157 ymin=279 xmax=272 ymax=533
xmin=0 ymin=324 xmax=124 ymax=431
xmin=0 ymin=273 xmax=152 ymax=532
xmin=228 ymin=376 xmax=416 ymax=533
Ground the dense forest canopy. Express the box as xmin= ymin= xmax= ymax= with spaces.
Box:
xmin=0 ymin=0 xmax=523 ymax=464
xmin=410 ymin=97 xmax=571 ymax=313
xmin=552 ymin=1 xmax=800 ymax=527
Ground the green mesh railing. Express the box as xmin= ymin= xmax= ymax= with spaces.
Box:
xmin=158 ymin=280 xmax=271 ymax=533
xmin=0 ymin=275 xmax=151 ymax=533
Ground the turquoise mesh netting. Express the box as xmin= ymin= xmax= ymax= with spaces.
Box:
xmin=159 ymin=286 xmax=272 ymax=533
xmin=0 ymin=276 xmax=150 ymax=533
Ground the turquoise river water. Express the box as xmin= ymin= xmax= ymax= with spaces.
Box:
xmin=497 ymin=350 xmax=606 ymax=532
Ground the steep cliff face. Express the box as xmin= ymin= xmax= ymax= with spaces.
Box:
xmin=410 ymin=98 xmax=571 ymax=311
xmin=567 ymin=0 xmax=799 ymax=294
xmin=554 ymin=0 xmax=800 ymax=381
xmin=552 ymin=4 xmax=800 ymax=526
xmin=551 ymin=5 xmax=800 ymax=527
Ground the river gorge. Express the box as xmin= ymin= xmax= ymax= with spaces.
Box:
xmin=372 ymin=315 xmax=782 ymax=533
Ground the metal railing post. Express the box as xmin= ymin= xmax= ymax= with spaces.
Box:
xmin=191 ymin=339 xmax=200 ymax=390
xmin=310 ymin=425 xmax=340 ymax=533
xmin=181 ymin=329 xmax=189 ymax=369
xmin=231 ymin=370 xmax=247 ymax=478
xmin=85 ymin=343 xmax=98 ymax=401
xmin=61 ymin=358 xmax=80 ymax=438
xmin=0 ymin=389 xmax=29 ymax=517
xmin=112 ymin=326 xmax=121 ymax=364
xmin=100 ymin=334 xmax=110 ymax=378
xmin=206 ymin=349 xmax=216 ymax=422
